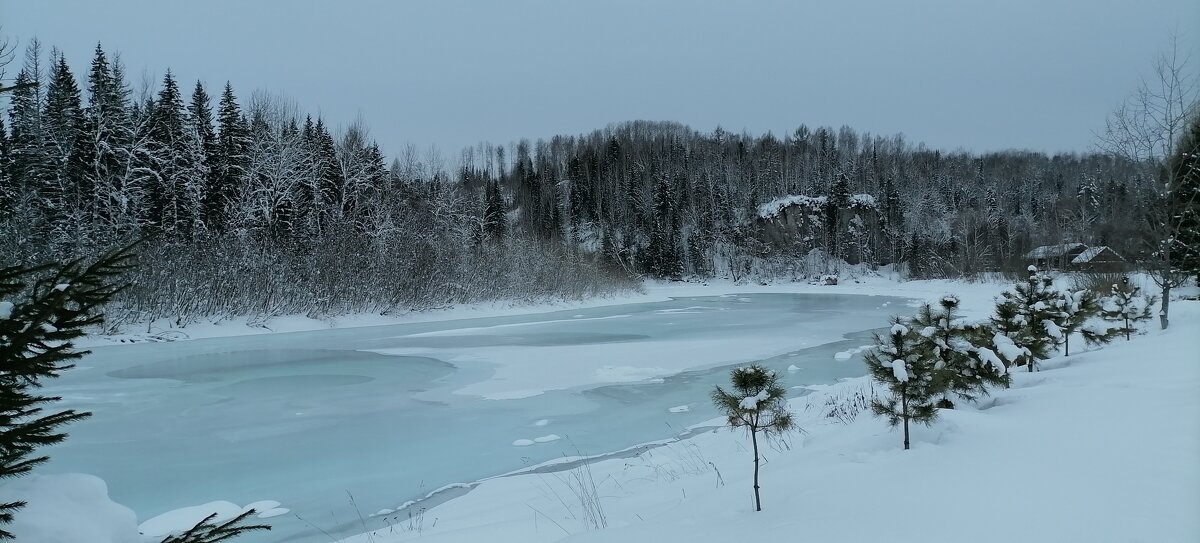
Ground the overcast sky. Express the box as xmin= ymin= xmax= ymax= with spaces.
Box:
xmin=4 ymin=0 xmax=1197 ymax=159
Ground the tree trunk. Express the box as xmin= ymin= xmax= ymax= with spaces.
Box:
xmin=751 ymin=428 xmax=761 ymax=511
xmin=902 ymin=393 xmax=910 ymax=450
xmin=1064 ymin=333 xmax=1070 ymax=356
xmin=1160 ymin=284 xmax=1171 ymax=329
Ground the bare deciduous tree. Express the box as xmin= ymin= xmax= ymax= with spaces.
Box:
xmin=1096 ymin=35 xmax=1199 ymax=329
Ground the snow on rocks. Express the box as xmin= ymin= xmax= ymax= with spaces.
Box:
xmin=0 ymin=473 xmax=139 ymax=543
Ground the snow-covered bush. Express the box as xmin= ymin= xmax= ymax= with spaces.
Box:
xmin=1101 ymin=282 xmax=1158 ymax=341
xmin=865 ymin=320 xmax=938 ymax=449
xmin=1053 ymin=288 xmax=1117 ymax=355
xmin=910 ymin=296 xmax=1010 ymax=407
xmin=990 ymin=267 xmax=1059 ymax=371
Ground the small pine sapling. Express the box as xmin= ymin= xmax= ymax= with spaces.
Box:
xmin=1101 ymin=281 xmax=1158 ymax=340
xmin=865 ymin=319 xmax=937 ymax=450
xmin=1055 ymin=289 xmax=1116 ymax=355
xmin=711 ymin=365 xmax=794 ymax=511
xmin=990 ymin=267 xmax=1058 ymax=371
xmin=910 ymin=296 xmax=1010 ymax=408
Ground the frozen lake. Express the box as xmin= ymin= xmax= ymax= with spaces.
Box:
xmin=44 ymin=292 xmax=909 ymax=542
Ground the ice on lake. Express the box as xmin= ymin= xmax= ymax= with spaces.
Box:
xmin=44 ymin=293 xmax=906 ymax=542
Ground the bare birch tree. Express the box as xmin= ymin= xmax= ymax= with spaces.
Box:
xmin=1096 ymin=35 xmax=1199 ymax=329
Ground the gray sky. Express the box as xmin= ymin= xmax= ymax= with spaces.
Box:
xmin=4 ymin=0 xmax=1197 ymax=158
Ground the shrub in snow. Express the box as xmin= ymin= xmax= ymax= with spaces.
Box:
xmin=711 ymin=365 xmax=794 ymax=511
xmin=1054 ymin=289 xmax=1116 ymax=355
xmin=865 ymin=320 xmax=938 ymax=449
xmin=910 ymin=296 xmax=1010 ymax=408
xmin=990 ymin=268 xmax=1059 ymax=371
xmin=1101 ymin=282 xmax=1158 ymax=341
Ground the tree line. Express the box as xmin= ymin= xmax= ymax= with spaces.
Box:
xmin=0 ymin=41 xmax=632 ymax=329
xmin=0 ymin=39 xmax=1195 ymax=327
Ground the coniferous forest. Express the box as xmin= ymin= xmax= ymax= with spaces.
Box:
xmin=0 ymin=40 xmax=1188 ymax=328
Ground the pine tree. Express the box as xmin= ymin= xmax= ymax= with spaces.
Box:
xmin=711 ymin=365 xmax=794 ymax=511
xmin=0 ymin=116 xmax=10 ymax=217
xmin=990 ymin=267 xmax=1059 ymax=371
xmin=147 ymin=70 xmax=188 ymax=235
xmin=182 ymin=81 xmax=215 ymax=236
xmin=866 ymin=319 xmax=938 ymax=450
xmin=0 ymin=245 xmax=135 ymax=538
xmin=911 ymin=295 xmax=1010 ymax=406
xmin=8 ymin=63 xmax=53 ymax=218
xmin=1100 ymin=280 xmax=1157 ymax=341
xmin=1054 ymin=289 xmax=1115 ymax=355
xmin=42 ymin=51 xmax=87 ymax=244
xmin=1169 ymin=115 xmax=1200 ymax=281
xmin=210 ymin=82 xmax=248 ymax=232
xmin=647 ymin=174 xmax=682 ymax=277
xmin=483 ymin=177 xmax=506 ymax=240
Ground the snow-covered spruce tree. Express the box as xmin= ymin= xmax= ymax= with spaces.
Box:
xmin=711 ymin=365 xmax=794 ymax=511
xmin=0 ymin=245 xmax=134 ymax=536
xmin=990 ymin=267 xmax=1059 ymax=371
xmin=1054 ymin=289 xmax=1116 ymax=355
xmin=865 ymin=319 xmax=937 ymax=450
xmin=911 ymin=296 xmax=1010 ymax=408
xmin=1101 ymin=281 xmax=1157 ymax=341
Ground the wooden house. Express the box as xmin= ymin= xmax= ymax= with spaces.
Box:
xmin=1025 ymin=243 xmax=1087 ymax=270
xmin=1070 ymin=246 xmax=1126 ymax=272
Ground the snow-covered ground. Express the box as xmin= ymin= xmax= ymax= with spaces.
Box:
xmin=13 ymin=274 xmax=1198 ymax=542
xmin=331 ymin=297 xmax=1200 ymax=543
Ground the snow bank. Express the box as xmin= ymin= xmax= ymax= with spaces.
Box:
xmin=0 ymin=473 xmax=139 ymax=543
xmin=335 ymin=300 xmax=1200 ymax=543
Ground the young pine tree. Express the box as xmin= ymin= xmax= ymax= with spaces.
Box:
xmin=866 ymin=319 xmax=937 ymax=450
xmin=990 ymin=267 xmax=1058 ymax=371
xmin=1100 ymin=281 xmax=1157 ymax=341
xmin=911 ymin=296 xmax=1010 ymax=408
xmin=1054 ymin=289 xmax=1115 ymax=355
xmin=711 ymin=365 xmax=794 ymax=511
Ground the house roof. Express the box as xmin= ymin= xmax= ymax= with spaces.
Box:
xmin=1025 ymin=243 xmax=1086 ymax=259
xmin=1072 ymin=246 xmax=1124 ymax=264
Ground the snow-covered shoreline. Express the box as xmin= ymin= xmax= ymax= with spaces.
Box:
xmin=80 ymin=275 xmax=1017 ymax=349
xmin=23 ymin=275 xmax=1198 ymax=543
xmin=330 ymin=297 xmax=1200 ymax=543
